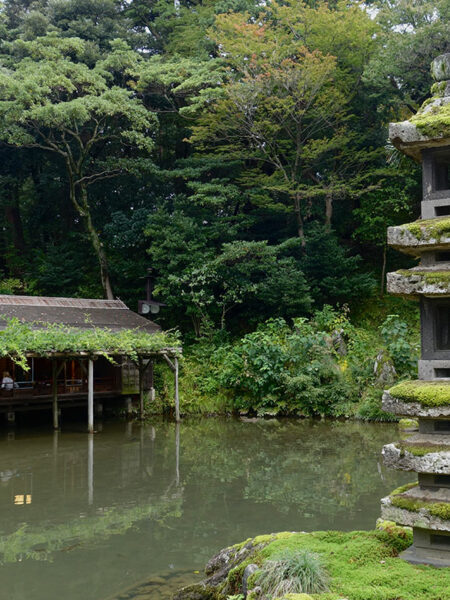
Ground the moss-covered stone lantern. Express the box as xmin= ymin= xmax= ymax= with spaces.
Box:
xmin=381 ymin=53 xmax=450 ymax=567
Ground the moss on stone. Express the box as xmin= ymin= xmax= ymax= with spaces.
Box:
xmin=411 ymin=97 xmax=450 ymax=138
xmin=389 ymin=486 xmax=450 ymax=521
xmin=401 ymin=216 xmax=450 ymax=241
xmin=375 ymin=518 xmax=412 ymax=542
xmin=398 ymin=418 xmax=418 ymax=430
xmin=253 ymin=532 xmax=296 ymax=545
xmin=430 ymin=81 xmax=448 ymax=97
xmin=390 ymin=482 xmax=418 ymax=496
xmin=388 ymin=379 xmax=450 ymax=407
xmin=395 ymin=269 xmax=450 ymax=287
xmin=395 ymin=441 xmax=450 ymax=456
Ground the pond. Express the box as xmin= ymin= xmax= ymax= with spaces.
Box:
xmin=0 ymin=418 xmax=409 ymax=600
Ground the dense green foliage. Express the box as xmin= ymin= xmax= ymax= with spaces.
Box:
xmin=150 ymin=304 xmax=419 ymax=419
xmin=0 ymin=0 xmax=444 ymax=312
xmin=0 ymin=0 xmax=446 ymax=415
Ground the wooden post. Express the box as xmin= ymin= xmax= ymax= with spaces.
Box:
xmin=163 ymin=353 xmax=181 ymax=423
xmin=138 ymin=358 xmax=145 ymax=420
xmin=52 ymin=360 xmax=59 ymax=430
xmin=149 ymin=360 xmax=155 ymax=402
xmin=174 ymin=357 xmax=180 ymax=423
xmin=88 ymin=358 xmax=94 ymax=434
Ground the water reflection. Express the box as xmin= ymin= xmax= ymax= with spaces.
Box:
xmin=0 ymin=418 xmax=409 ymax=600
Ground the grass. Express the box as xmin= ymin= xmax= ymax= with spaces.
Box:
xmin=255 ymin=549 xmax=329 ymax=597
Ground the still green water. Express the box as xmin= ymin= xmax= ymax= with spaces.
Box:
xmin=0 ymin=418 xmax=408 ymax=600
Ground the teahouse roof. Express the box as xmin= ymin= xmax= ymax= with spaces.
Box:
xmin=0 ymin=295 xmax=161 ymax=334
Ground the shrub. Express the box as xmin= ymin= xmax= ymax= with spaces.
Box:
xmin=356 ymin=388 xmax=397 ymax=422
xmin=255 ymin=549 xmax=329 ymax=597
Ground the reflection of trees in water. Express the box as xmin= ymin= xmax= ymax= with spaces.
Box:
xmin=0 ymin=419 xmax=406 ymax=568
xmin=0 ymin=497 xmax=182 ymax=564
xmin=177 ymin=419 xmax=404 ymax=520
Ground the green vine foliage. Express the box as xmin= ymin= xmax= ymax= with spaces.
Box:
xmin=0 ymin=318 xmax=181 ymax=369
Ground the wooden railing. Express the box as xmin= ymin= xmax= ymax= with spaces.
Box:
xmin=0 ymin=377 xmax=118 ymax=399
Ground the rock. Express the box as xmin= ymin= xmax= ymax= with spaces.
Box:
xmin=174 ymin=537 xmax=277 ymax=599
xmin=431 ymin=53 xmax=450 ymax=82
xmin=382 ymin=441 xmax=450 ymax=474
xmin=246 ymin=586 xmax=261 ymax=599
xmin=172 ymin=582 xmax=217 ymax=600
xmin=332 ymin=329 xmax=347 ymax=356
xmin=242 ymin=564 xmax=259 ymax=596
xmin=374 ymin=351 xmax=396 ymax=386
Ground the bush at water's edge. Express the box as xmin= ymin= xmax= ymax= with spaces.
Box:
xmin=146 ymin=303 xmax=419 ymax=421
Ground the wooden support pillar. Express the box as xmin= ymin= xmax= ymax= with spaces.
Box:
xmin=52 ymin=360 xmax=59 ymax=430
xmin=149 ymin=360 xmax=155 ymax=402
xmin=88 ymin=358 xmax=94 ymax=434
xmin=174 ymin=357 xmax=180 ymax=423
xmin=138 ymin=358 xmax=145 ymax=421
xmin=163 ymin=353 xmax=181 ymax=422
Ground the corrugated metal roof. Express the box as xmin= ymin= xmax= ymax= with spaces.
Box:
xmin=0 ymin=295 xmax=128 ymax=309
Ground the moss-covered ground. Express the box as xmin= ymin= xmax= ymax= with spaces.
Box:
xmin=240 ymin=526 xmax=450 ymax=600
xmin=388 ymin=380 xmax=450 ymax=407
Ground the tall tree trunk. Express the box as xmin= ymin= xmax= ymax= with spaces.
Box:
xmin=79 ymin=185 xmax=114 ymax=300
xmin=66 ymin=166 xmax=114 ymax=299
xmin=294 ymin=193 xmax=306 ymax=247
xmin=325 ymin=193 xmax=333 ymax=232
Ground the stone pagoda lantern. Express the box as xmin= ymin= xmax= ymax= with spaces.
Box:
xmin=380 ymin=53 xmax=450 ymax=567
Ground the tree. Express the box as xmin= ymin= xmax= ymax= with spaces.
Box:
xmin=0 ymin=35 xmax=157 ymax=298
xmin=183 ymin=240 xmax=312 ymax=331
xmin=189 ymin=1 xmax=380 ymax=243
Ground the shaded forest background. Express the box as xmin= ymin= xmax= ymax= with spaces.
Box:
xmin=0 ymin=0 xmax=449 ymax=416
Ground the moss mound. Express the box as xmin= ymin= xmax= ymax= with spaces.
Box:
xmin=181 ymin=526 xmax=450 ymax=600
xmin=388 ymin=380 xmax=450 ymax=407
xmin=252 ymin=528 xmax=450 ymax=600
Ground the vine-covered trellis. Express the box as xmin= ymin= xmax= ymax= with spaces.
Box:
xmin=0 ymin=318 xmax=182 ymax=430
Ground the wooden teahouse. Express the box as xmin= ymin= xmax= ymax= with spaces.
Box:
xmin=0 ymin=295 xmax=181 ymax=431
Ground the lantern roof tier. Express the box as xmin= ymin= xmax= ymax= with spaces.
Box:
xmin=388 ymin=216 xmax=450 ymax=255
xmin=386 ymin=268 xmax=450 ymax=298
xmin=389 ymin=54 xmax=450 ymax=161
